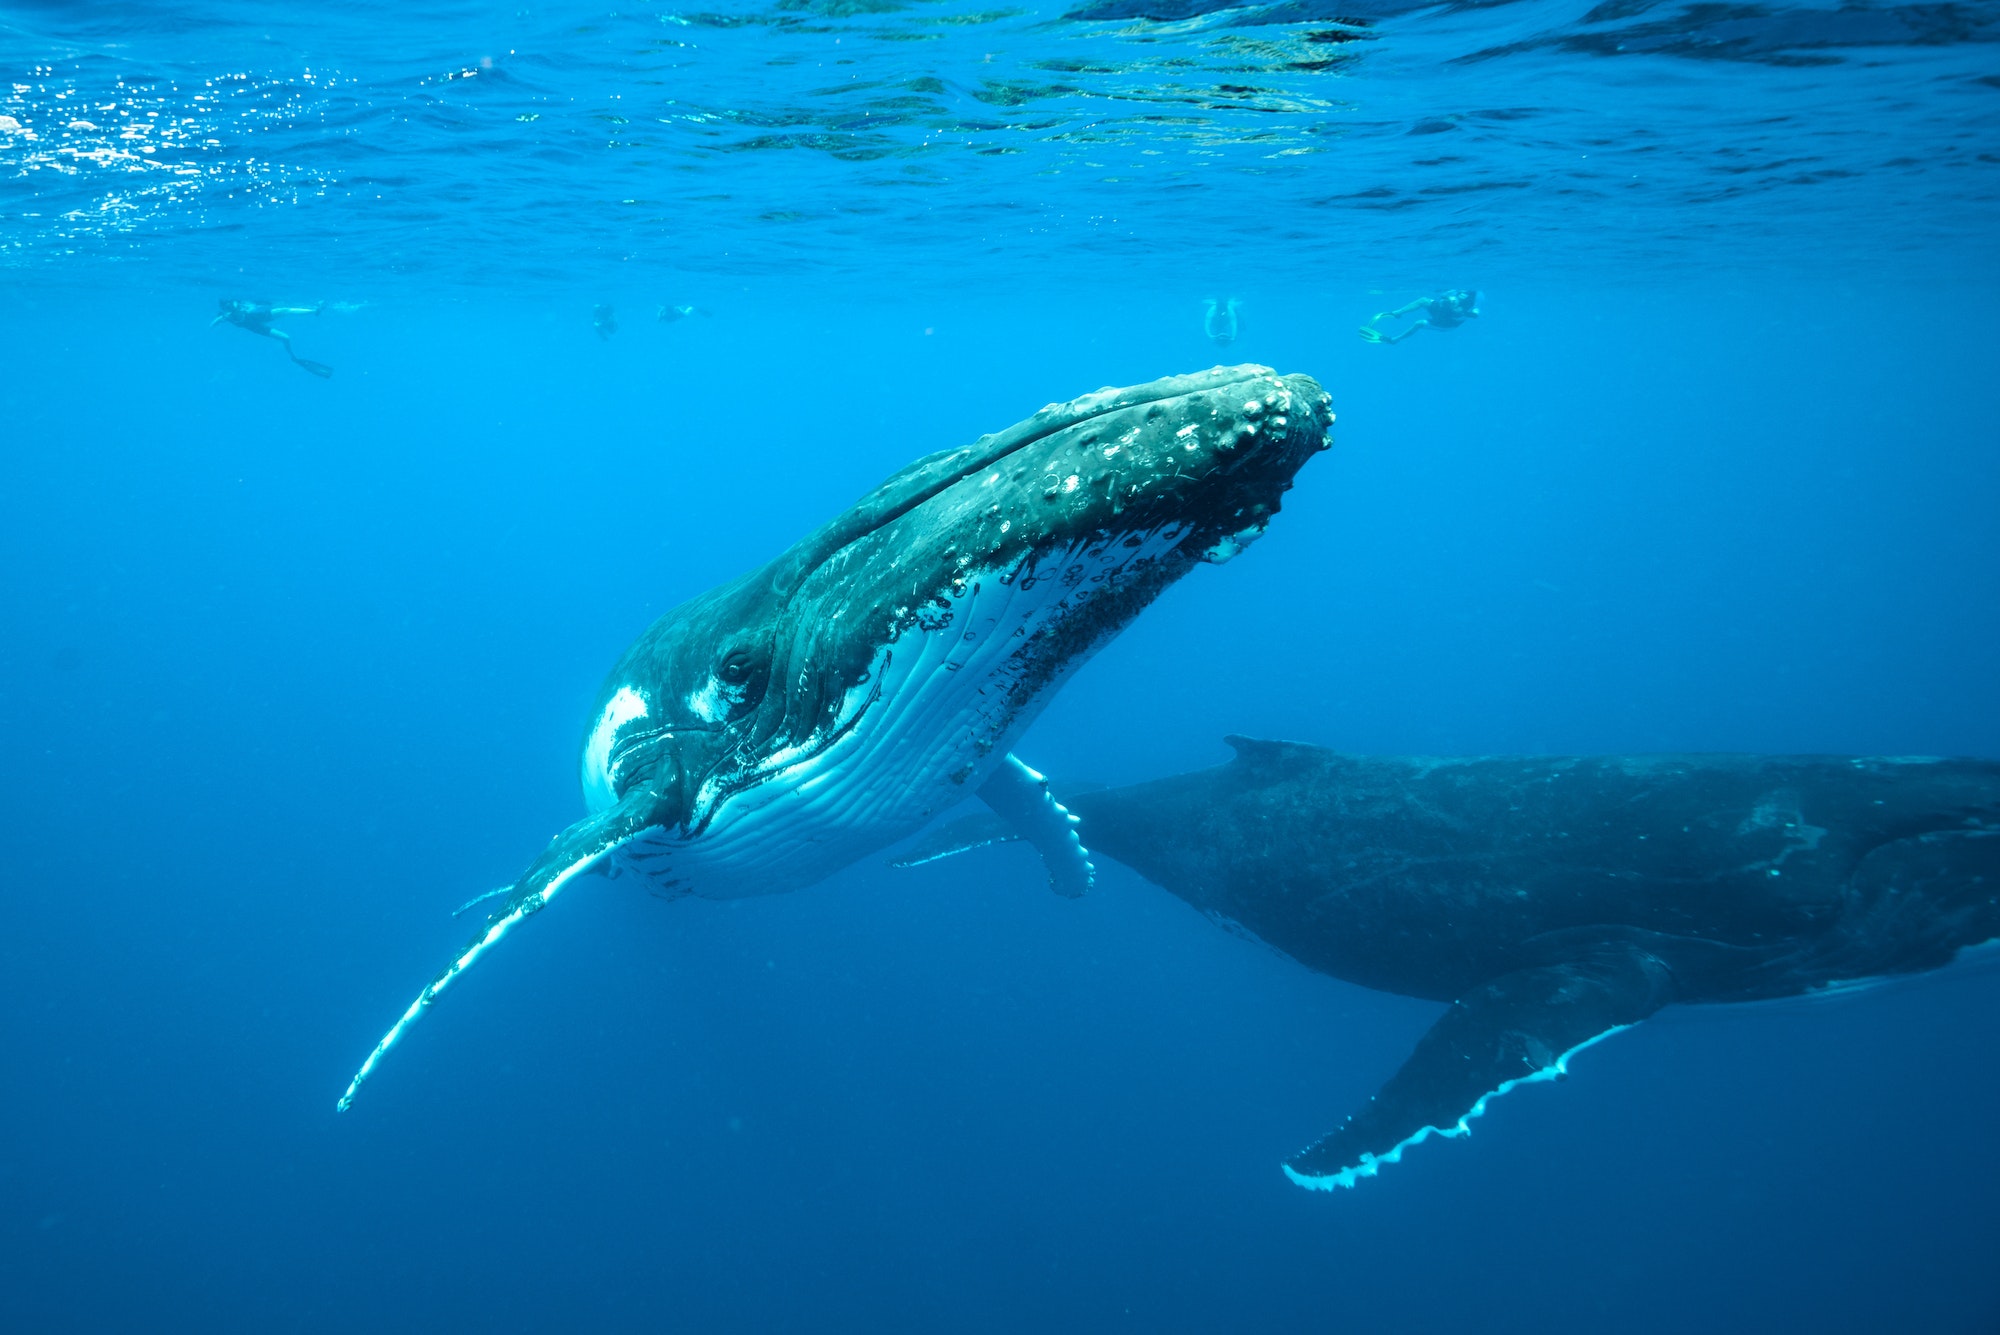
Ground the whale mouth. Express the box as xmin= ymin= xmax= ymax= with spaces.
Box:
xmin=606 ymin=723 xmax=715 ymax=785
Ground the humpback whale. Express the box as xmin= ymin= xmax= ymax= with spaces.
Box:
xmin=897 ymin=739 xmax=2000 ymax=1188
xmin=338 ymin=367 xmax=1334 ymax=1110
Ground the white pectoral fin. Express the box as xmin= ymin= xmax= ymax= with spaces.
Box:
xmin=1282 ymin=935 xmax=1677 ymax=1190
xmin=337 ymin=804 xmax=648 ymax=1113
xmin=976 ymin=753 xmax=1094 ymax=899
xmin=889 ymin=812 xmax=1019 ymax=869
xmin=451 ymin=886 xmax=514 ymax=919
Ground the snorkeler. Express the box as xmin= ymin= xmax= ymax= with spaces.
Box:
xmin=1358 ymin=288 xmax=1480 ymax=345
xmin=211 ymin=299 xmax=333 ymax=377
xmin=1203 ymin=296 xmax=1240 ymax=346
xmin=594 ymin=304 xmax=618 ymax=340
xmin=656 ymin=303 xmax=712 ymax=323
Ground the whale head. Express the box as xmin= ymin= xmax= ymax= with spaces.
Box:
xmin=578 ymin=364 xmax=1332 ymax=899
xmin=338 ymin=365 xmax=1331 ymax=1109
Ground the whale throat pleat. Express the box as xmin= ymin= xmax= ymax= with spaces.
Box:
xmin=634 ymin=530 xmax=1181 ymax=899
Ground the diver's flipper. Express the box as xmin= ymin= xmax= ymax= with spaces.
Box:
xmin=292 ymin=356 xmax=334 ymax=378
xmin=1356 ymin=326 xmax=1383 ymax=344
xmin=1283 ymin=938 xmax=1679 ymax=1190
xmin=976 ymin=753 xmax=1093 ymax=898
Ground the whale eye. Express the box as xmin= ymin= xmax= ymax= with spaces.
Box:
xmin=714 ymin=646 xmax=769 ymax=717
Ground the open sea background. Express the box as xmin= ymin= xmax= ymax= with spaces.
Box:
xmin=4 ymin=1 xmax=1999 ymax=1330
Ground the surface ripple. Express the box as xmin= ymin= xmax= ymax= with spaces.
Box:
xmin=2 ymin=0 xmax=1995 ymax=282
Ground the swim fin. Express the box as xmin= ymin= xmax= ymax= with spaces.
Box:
xmin=292 ymin=357 xmax=334 ymax=378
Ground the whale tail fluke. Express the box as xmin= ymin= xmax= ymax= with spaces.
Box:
xmin=1282 ymin=933 xmax=1682 ymax=1191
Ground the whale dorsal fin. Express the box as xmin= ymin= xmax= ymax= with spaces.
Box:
xmin=1281 ymin=933 xmax=1682 ymax=1191
xmin=1222 ymin=735 xmax=1330 ymax=779
xmin=975 ymin=753 xmax=1094 ymax=898
xmin=1223 ymin=734 xmax=1322 ymax=762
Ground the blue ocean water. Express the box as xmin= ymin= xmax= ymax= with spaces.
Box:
xmin=4 ymin=1 xmax=1999 ymax=1331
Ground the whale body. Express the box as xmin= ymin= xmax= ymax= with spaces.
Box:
xmin=338 ymin=368 xmax=1334 ymax=1110
xmin=898 ymin=738 xmax=2000 ymax=1188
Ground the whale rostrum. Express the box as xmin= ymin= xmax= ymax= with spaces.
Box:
xmin=338 ymin=367 xmax=1334 ymax=1111
xmin=897 ymin=738 xmax=2000 ymax=1189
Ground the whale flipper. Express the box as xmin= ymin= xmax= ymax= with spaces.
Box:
xmin=1284 ymin=937 xmax=1681 ymax=1190
xmin=892 ymin=812 xmax=1015 ymax=867
xmin=977 ymin=754 xmax=1093 ymax=898
xmin=338 ymin=783 xmax=673 ymax=1112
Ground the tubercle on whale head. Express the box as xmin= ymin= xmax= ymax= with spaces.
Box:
xmin=769 ymin=367 xmax=1332 ymax=735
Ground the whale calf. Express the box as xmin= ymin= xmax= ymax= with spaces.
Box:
xmin=898 ymin=739 xmax=2000 ymax=1188
xmin=339 ymin=368 xmax=1334 ymax=1110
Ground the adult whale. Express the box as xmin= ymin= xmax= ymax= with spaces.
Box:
xmin=338 ymin=367 xmax=1334 ymax=1110
xmin=898 ymin=739 xmax=2000 ymax=1188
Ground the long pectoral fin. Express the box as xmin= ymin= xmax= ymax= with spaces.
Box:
xmin=337 ymin=796 xmax=659 ymax=1112
xmin=975 ymin=753 xmax=1093 ymax=898
xmin=890 ymin=813 xmax=1019 ymax=869
xmin=451 ymin=886 xmax=514 ymax=919
xmin=1283 ymin=938 xmax=1680 ymax=1190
